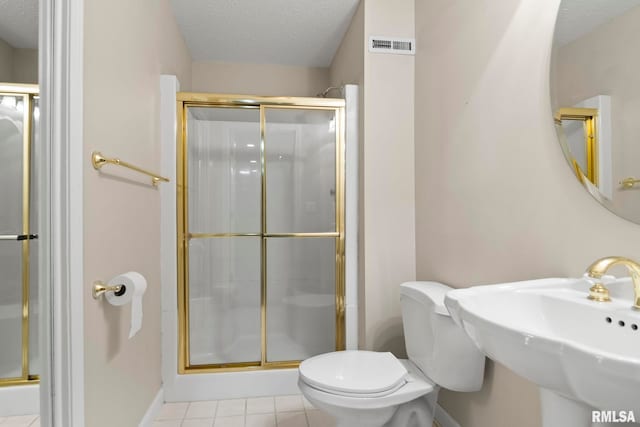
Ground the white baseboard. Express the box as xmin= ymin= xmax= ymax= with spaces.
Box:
xmin=164 ymin=369 xmax=299 ymax=402
xmin=0 ymin=384 xmax=39 ymax=417
xmin=139 ymin=388 xmax=164 ymax=427
xmin=435 ymin=403 xmax=461 ymax=427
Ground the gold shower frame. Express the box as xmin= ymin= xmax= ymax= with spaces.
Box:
xmin=555 ymin=107 xmax=599 ymax=186
xmin=0 ymin=83 xmax=39 ymax=387
xmin=176 ymin=92 xmax=346 ymax=373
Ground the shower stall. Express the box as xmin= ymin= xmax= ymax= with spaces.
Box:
xmin=0 ymin=83 xmax=40 ymax=413
xmin=176 ymin=93 xmax=346 ymax=372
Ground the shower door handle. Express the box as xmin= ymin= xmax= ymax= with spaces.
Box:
xmin=0 ymin=234 xmax=38 ymax=241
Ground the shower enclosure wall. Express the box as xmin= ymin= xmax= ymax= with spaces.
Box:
xmin=0 ymin=83 xmax=40 ymax=415
xmin=176 ymin=93 xmax=345 ymax=372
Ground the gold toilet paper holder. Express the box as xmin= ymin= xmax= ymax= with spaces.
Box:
xmin=92 ymin=281 xmax=126 ymax=300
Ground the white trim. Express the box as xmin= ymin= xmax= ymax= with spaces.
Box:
xmin=165 ymin=370 xmax=299 ymax=402
xmin=160 ymin=74 xmax=179 ymax=397
xmin=435 ymin=404 xmax=461 ymax=427
xmin=138 ymin=388 xmax=164 ymax=427
xmin=0 ymin=385 xmax=40 ymax=417
xmin=40 ymin=0 xmax=85 ymax=425
xmin=343 ymin=84 xmax=359 ymax=350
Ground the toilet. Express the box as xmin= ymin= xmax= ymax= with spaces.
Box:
xmin=298 ymin=281 xmax=485 ymax=427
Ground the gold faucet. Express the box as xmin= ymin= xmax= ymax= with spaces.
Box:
xmin=585 ymin=256 xmax=640 ymax=310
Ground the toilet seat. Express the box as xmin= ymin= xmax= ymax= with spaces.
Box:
xmin=299 ymin=357 xmax=436 ymax=410
xmin=299 ymin=351 xmax=408 ymax=397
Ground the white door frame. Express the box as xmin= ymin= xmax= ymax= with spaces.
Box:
xmin=39 ymin=0 xmax=85 ymax=425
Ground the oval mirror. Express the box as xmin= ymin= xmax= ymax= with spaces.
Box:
xmin=551 ymin=0 xmax=640 ymax=224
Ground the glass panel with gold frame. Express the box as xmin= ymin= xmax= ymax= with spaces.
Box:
xmin=176 ymin=93 xmax=345 ymax=373
xmin=554 ymin=107 xmax=598 ymax=186
xmin=0 ymin=84 xmax=39 ymax=387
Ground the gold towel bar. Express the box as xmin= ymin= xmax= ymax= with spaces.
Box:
xmin=91 ymin=151 xmax=170 ymax=186
xmin=92 ymin=281 xmax=125 ymax=299
xmin=620 ymin=177 xmax=640 ymax=189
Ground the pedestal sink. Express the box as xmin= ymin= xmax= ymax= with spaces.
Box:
xmin=444 ymin=277 xmax=640 ymax=427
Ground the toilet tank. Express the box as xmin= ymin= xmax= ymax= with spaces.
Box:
xmin=400 ymin=281 xmax=485 ymax=392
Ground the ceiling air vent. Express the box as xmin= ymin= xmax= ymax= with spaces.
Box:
xmin=369 ymin=36 xmax=415 ymax=55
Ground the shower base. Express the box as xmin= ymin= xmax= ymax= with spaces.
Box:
xmin=0 ymin=383 xmax=39 ymax=417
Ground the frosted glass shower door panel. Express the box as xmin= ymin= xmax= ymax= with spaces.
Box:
xmin=264 ymin=108 xmax=337 ymax=233
xmin=187 ymin=107 xmax=261 ymax=234
xmin=0 ymin=95 xmax=24 ymax=234
xmin=0 ymin=242 xmax=23 ymax=378
xmin=188 ymin=237 xmax=261 ymax=365
xmin=0 ymin=94 xmax=25 ymax=380
xmin=266 ymin=238 xmax=336 ymax=362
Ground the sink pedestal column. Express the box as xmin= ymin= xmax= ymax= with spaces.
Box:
xmin=540 ymin=388 xmax=593 ymax=427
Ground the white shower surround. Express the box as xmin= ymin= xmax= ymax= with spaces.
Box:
xmin=0 ymin=304 xmax=40 ymax=417
xmin=160 ymin=76 xmax=358 ymax=401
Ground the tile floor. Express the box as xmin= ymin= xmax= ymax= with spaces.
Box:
xmin=0 ymin=415 xmax=40 ymax=427
xmin=153 ymin=394 xmax=336 ymax=427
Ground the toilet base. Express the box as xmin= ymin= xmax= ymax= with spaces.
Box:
xmin=383 ymin=392 xmax=438 ymax=427
xmin=301 ymin=382 xmax=439 ymax=427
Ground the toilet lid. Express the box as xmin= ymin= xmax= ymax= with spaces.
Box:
xmin=299 ymin=351 xmax=408 ymax=396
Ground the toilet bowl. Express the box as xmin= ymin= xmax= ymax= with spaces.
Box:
xmin=298 ymin=281 xmax=485 ymax=427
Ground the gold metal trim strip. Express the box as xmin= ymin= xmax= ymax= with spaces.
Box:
xmin=189 ymin=233 xmax=339 ymax=239
xmin=263 ymin=233 xmax=339 ymax=238
xmin=0 ymin=377 xmax=40 ymax=387
xmin=182 ymin=361 xmax=300 ymax=374
xmin=177 ymin=92 xmax=345 ymax=108
xmin=585 ymin=116 xmax=598 ymax=186
xmin=188 ymin=233 xmax=262 ymax=239
xmin=177 ymin=100 xmax=188 ymax=373
xmin=21 ymin=93 xmax=32 ymax=380
xmin=0 ymin=83 xmax=39 ymax=94
xmin=554 ymin=107 xmax=598 ymax=122
xmin=336 ymin=106 xmax=346 ymax=350
xmin=260 ymin=104 xmax=268 ymax=365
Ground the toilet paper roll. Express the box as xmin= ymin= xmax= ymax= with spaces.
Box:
xmin=106 ymin=272 xmax=147 ymax=339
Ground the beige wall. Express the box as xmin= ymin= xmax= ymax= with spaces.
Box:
xmin=362 ymin=0 xmax=415 ymax=355
xmin=330 ymin=0 xmax=415 ymax=355
xmin=329 ymin=1 xmax=364 ymax=88
xmin=0 ymin=38 xmax=38 ymax=84
xmin=415 ymin=0 xmax=640 ymax=426
xmin=12 ymin=48 xmax=38 ymax=84
xmin=192 ymin=61 xmax=329 ymax=96
xmin=83 ymin=0 xmax=191 ymax=425
xmin=0 ymin=38 xmax=12 ymax=82
xmin=329 ymin=0 xmax=416 ymax=353
xmin=554 ymin=5 xmax=640 ymax=223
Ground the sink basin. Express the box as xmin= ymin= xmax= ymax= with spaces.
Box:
xmin=444 ymin=277 xmax=640 ymax=426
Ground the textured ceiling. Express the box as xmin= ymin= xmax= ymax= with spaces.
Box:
xmin=169 ymin=0 xmax=360 ymax=67
xmin=555 ymin=0 xmax=640 ymax=46
xmin=0 ymin=0 xmax=38 ymax=48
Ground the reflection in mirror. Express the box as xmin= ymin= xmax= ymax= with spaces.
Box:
xmin=554 ymin=107 xmax=599 ymax=187
xmin=551 ymin=0 xmax=640 ymax=223
xmin=0 ymin=0 xmax=41 ymax=421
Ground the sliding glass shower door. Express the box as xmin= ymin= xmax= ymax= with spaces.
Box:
xmin=177 ymin=94 xmax=345 ymax=372
xmin=0 ymin=85 xmax=39 ymax=386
